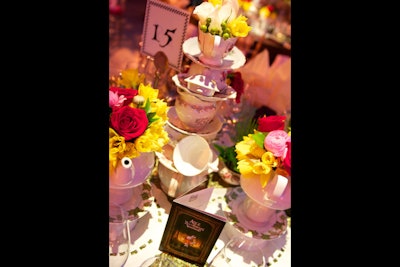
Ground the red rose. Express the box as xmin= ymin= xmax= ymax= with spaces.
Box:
xmin=109 ymin=87 xmax=138 ymax=107
xmin=282 ymin=141 xmax=291 ymax=176
xmin=110 ymin=106 xmax=148 ymax=141
xmin=227 ymin=71 xmax=244 ymax=103
xmin=232 ymin=72 xmax=244 ymax=103
xmin=257 ymin=115 xmax=286 ymax=132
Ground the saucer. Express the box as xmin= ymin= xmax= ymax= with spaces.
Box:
xmin=155 ymin=143 xmax=219 ymax=175
xmin=167 ymin=106 xmax=223 ymax=136
xmin=183 ymin=37 xmax=246 ymax=70
xmin=172 ymin=74 xmax=236 ymax=101
xmin=224 ymin=187 xmax=288 ymax=240
xmin=119 ymin=180 xmax=154 ymax=222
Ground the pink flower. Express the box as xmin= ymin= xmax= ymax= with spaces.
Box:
xmin=264 ymin=130 xmax=291 ymax=158
xmin=109 ymin=91 xmax=126 ymax=109
xmin=109 ymin=86 xmax=138 ymax=107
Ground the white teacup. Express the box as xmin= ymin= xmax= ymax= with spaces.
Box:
xmin=174 ymin=88 xmax=220 ymax=132
xmin=172 ymin=135 xmax=213 ymax=176
xmin=198 ymin=24 xmax=237 ymax=67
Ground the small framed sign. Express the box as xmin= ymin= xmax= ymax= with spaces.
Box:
xmin=141 ymin=0 xmax=190 ymax=71
xmin=159 ymin=188 xmax=226 ymax=266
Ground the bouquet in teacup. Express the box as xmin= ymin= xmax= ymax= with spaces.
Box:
xmin=193 ymin=0 xmax=252 ymax=40
xmin=235 ymin=114 xmax=291 ymax=188
xmin=109 ymin=68 xmax=170 ymax=169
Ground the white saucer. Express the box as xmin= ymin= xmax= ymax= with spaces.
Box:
xmin=119 ymin=180 xmax=154 ymax=222
xmin=224 ymin=187 xmax=288 ymax=240
xmin=155 ymin=143 xmax=219 ymax=175
xmin=167 ymin=106 xmax=223 ymax=136
xmin=172 ymin=74 xmax=236 ymax=101
xmin=183 ymin=37 xmax=246 ymax=70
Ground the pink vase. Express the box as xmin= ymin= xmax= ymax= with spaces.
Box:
xmin=240 ymin=171 xmax=291 ymax=223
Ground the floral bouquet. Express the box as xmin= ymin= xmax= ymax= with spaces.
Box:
xmin=193 ymin=0 xmax=252 ymax=40
xmin=235 ymin=114 xmax=291 ymax=188
xmin=109 ymin=68 xmax=170 ymax=170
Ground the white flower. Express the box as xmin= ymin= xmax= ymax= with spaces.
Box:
xmin=193 ymin=0 xmax=241 ymax=36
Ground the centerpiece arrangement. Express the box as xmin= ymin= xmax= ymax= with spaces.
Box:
xmin=109 ymin=68 xmax=169 ymax=227
xmin=236 ymin=114 xmax=291 ymax=188
xmin=222 ymin=114 xmax=291 ymax=244
xmin=109 ymin=68 xmax=169 ymax=173
xmin=157 ymin=0 xmax=253 ymax=198
xmin=193 ymin=0 xmax=252 ymax=67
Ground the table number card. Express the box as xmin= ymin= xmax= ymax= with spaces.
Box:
xmin=141 ymin=0 xmax=190 ymax=71
xmin=159 ymin=188 xmax=226 ymax=266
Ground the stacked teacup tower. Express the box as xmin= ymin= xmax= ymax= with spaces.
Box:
xmin=156 ymin=0 xmax=250 ymax=199
xmin=157 ymin=2 xmax=290 ymax=256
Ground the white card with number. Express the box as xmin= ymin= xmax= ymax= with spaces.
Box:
xmin=141 ymin=0 xmax=190 ymax=70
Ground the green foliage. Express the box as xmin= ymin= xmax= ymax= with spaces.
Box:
xmin=214 ymin=117 xmax=259 ymax=172
xmin=252 ymin=131 xmax=267 ymax=149
xmin=214 ymin=144 xmax=239 ymax=173
xmin=144 ymin=99 xmax=158 ymax=124
xmin=233 ymin=117 xmax=258 ymax=143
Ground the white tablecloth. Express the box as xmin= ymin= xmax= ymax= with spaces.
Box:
xmin=124 ymin=183 xmax=291 ymax=267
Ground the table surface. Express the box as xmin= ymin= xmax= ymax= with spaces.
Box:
xmin=124 ymin=176 xmax=291 ymax=267
xmin=110 ymin=2 xmax=291 ymax=266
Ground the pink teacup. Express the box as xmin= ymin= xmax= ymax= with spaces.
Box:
xmin=198 ymin=26 xmax=237 ymax=67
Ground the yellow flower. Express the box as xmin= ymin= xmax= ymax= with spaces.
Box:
xmin=237 ymin=158 xmax=255 ymax=175
xmin=138 ymin=83 xmax=159 ymax=103
xmin=194 ymin=0 xmax=249 ymax=39
xmin=109 ymin=128 xmax=139 ymax=168
xmin=227 ymin=15 xmax=252 ymax=37
xmin=239 ymin=1 xmax=252 ymax=12
xmin=209 ymin=0 xmax=222 ymax=5
xmin=259 ymin=6 xmax=271 ymax=19
xmin=118 ymin=68 xmax=145 ymax=89
xmin=238 ymin=161 xmax=274 ymax=188
xmin=235 ymin=132 xmax=280 ymax=188
xmin=109 ymin=77 xmax=170 ymax=167
xmin=151 ymin=98 xmax=168 ymax=120
xmin=261 ymin=151 xmax=279 ymax=168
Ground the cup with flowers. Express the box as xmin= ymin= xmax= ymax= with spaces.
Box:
xmin=109 ymin=68 xmax=170 ymax=188
xmin=235 ymin=114 xmax=291 ymax=212
xmin=192 ymin=0 xmax=252 ymax=66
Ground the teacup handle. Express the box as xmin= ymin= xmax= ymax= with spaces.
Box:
xmin=264 ymin=174 xmax=288 ymax=201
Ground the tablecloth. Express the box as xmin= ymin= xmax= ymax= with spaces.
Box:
xmin=125 ymin=180 xmax=291 ymax=267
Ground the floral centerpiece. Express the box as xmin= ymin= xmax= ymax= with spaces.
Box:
xmin=109 ymin=68 xmax=170 ymax=170
xmin=235 ymin=114 xmax=291 ymax=188
xmin=193 ymin=0 xmax=252 ymax=40
xmin=192 ymin=0 xmax=252 ymax=66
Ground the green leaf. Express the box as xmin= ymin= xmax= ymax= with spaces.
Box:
xmin=252 ymin=132 xmax=267 ymax=148
xmin=234 ymin=117 xmax=258 ymax=142
xmin=213 ymin=144 xmax=239 ymax=173
xmin=144 ymin=99 xmax=151 ymax=114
